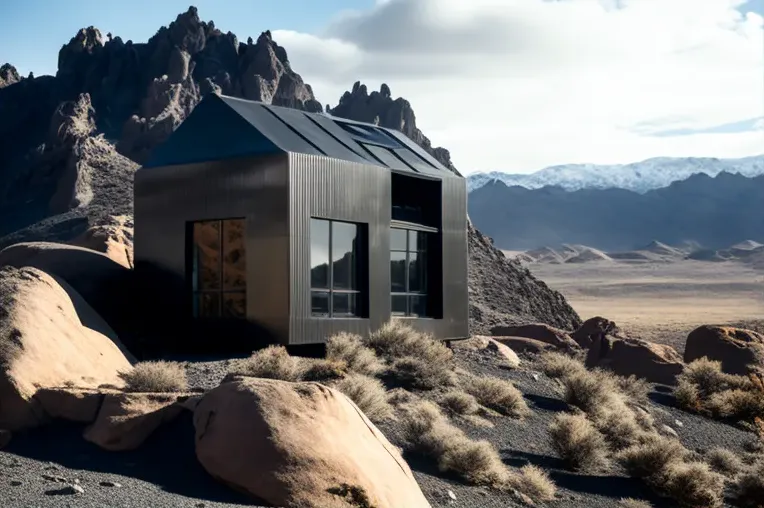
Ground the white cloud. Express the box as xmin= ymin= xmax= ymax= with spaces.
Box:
xmin=274 ymin=0 xmax=763 ymax=174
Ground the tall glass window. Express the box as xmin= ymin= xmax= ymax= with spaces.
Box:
xmin=190 ymin=218 xmax=246 ymax=318
xmin=391 ymin=228 xmax=430 ymax=317
xmin=310 ymin=218 xmax=366 ymax=317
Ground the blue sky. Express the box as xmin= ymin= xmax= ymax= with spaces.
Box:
xmin=0 ymin=0 xmax=374 ymax=76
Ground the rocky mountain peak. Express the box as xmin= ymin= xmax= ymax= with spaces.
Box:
xmin=48 ymin=93 xmax=97 ymax=145
xmin=329 ymin=82 xmax=457 ymax=174
xmin=0 ymin=64 xmax=22 ymax=88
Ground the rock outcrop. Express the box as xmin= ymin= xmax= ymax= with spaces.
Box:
xmin=194 ymin=376 xmax=431 ymax=508
xmin=468 ymin=221 xmax=582 ymax=333
xmin=0 ymin=266 xmax=132 ymax=430
xmin=0 ymin=64 xmax=22 ymax=88
xmin=684 ymin=325 xmax=764 ymax=375
xmin=490 ymin=323 xmax=580 ymax=351
xmin=329 ymin=82 xmax=457 ymax=174
xmin=586 ymin=335 xmax=685 ymax=385
xmin=572 ymin=316 xmax=621 ymax=348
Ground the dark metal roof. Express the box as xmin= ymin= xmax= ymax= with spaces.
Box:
xmin=143 ymin=93 xmax=460 ymax=179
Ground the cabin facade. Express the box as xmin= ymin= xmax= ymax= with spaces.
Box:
xmin=134 ymin=93 xmax=468 ymax=346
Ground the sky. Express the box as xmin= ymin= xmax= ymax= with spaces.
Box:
xmin=1 ymin=0 xmax=762 ymax=175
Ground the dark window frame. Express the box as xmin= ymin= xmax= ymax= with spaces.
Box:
xmin=390 ymin=222 xmax=438 ymax=318
xmin=187 ymin=218 xmax=247 ymax=319
xmin=310 ymin=217 xmax=368 ymax=318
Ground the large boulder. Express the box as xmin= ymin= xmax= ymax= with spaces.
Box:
xmin=490 ymin=323 xmax=580 ymax=352
xmin=586 ymin=335 xmax=684 ymax=385
xmin=84 ymin=392 xmax=188 ymax=451
xmin=572 ymin=316 xmax=620 ymax=348
xmin=493 ymin=336 xmax=556 ymax=355
xmin=0 ymin=242 xmax=136 ymax=350
xmin=69 ymin=215 xmax=134 ymax=269
xmin=194 ymin=377 xmax=431 ymax=508
xmin=684 ymin=325 xmax=764 ymax=375
xmin=0 ymin=266 xmax=132 ymax=430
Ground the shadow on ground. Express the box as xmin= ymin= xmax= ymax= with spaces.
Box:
xmin=4 ymin=413 xmax=262 ymax=506
xmin=524 ymin=394 xmax=570 ymax=413
xmin=503 ymin=450 xmax=672 ymax=507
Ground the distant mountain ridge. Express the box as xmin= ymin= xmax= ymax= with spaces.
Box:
xmin=468 ymin=171 xmax=764 ymax=252
xmin=467 ymin=155 xmax=764 ymax=193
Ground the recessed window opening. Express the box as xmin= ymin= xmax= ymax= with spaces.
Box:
xmin=310 ymin=218 xmax=368 ymax=318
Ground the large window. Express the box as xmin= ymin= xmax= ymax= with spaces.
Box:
xmin=189 ymin=218 xmax=246 ymax=318
xmin=310 ymin=218 xmax=366 ymax=317
xmin=391 ymin=227 xmax=432 ymax=317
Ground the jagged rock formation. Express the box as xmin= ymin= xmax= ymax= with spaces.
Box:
xmin=0 ymin=64 xmax=22 ymax=88
xmin=468 ymin=221 xmax=582 ymax=333
xmin=0 ymin=6 xmax=581 ymax=332
xmin=329 ymin=82 xmax=458 ymax=174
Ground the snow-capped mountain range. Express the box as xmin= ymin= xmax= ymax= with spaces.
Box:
xmin=467 ymin=155 xmax=764 ymax=193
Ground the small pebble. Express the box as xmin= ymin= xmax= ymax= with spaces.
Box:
xmin=675 ymin=419 xmax=684 ymax=427
xmin=531 ymin=373 xmax=540 ymax=381
xmin=447 ymin=489 xmax=457 ymax=500
xmin=42 ymin=474 xmax=68 ymax=483
xmin=100 ymin=481 xmax=122 ymax=488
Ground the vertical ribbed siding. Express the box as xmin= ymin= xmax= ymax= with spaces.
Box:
xmin=286 ymin=153 xmax=469 ymax=345
xmin=288 ymin=153 xmax=391 ymax=344
xmin=134 ymin=154 xmax=292 ymax=342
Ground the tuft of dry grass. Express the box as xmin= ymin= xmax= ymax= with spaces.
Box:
xmin=733 ymin=459 xmax=764 ymax=507
xmin=539 ymin=351 xmax=586 ymax=379
xmin=561 ymin=369 xmax=616 ymax=416
xmin=439 ymin=390 xmax=480 ymax=416
xmin=387 ymin=387 xmax=418 ymax=406
xmin=656 ymin=461 xmax=725 ymax=508
xmin=616 ymin=375 xmax=651 ymax=404
xmin=301 ymin=358 xmax=348 ymax=382
xmin=705 ymin=447 xmax=746 ymax=478
xmin=118 ymin=361 xmax=188 ymax=393
xmin=388 ymin=356 xmax=457 ymax=390
xmin=334 ymin=373 xmax=394 ymax=423
xmin=399 ymin=400 xmax=510 ymax=488
xmin=616 ymin=435 xmax=687 ymax=479
xmin=549 ymin=413 xmax=610 ymax=471
xmin=507 ymin=465 xmax=557 ymax=503
xmin=461 ymin=374 xmax=530 ymax=418
xmin=618 ymin=499 xmax=653 ymax=508
xmin=674 ymin=358 xmax=763 ymax=424
xmin=326 ymin=332 xmax=384 ymax=376
xmin=230 ymin=345 xmax=301 ymax=381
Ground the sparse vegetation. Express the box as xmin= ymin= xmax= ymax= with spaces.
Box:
xmin=507 ymin=465 xmax=557 ymax=503
xmin=705 ymin=447 xmax=746 ymax=477
xmin=439 ymin=390 xmax=480 ymax=416
xmin=326 ymin=332 xmax=384 ymax=376
xmin=733 ymin=459 xmax=764 ymax=507
xmin=301 ymin=358 xmax=348 ymax=382
xmin=616 ymin=375 xmax=651 ymax=403
xmin=389 ymin=356 xmax=457 ymax=390
xmin=229 ymin=345 xmax=301 ymax=381
xmin=539 ymin=351 xmax=586 ymax=379
xmin=118 ymin=361 xmax=188 ymax=393
xmin=461 ymin=374 xmax=530 ymax=418
xmin=334 ymin=373 xmax=394 ymax=423
xmin=657 ymin=461 xmax=725 ymax=508
xmin=674 ymin=358 xmax=764 ymax=424
xmin=549 ymin=413 xmax=610 ymax=471
xmin=617 ymin=435 xmax=687 ymax=479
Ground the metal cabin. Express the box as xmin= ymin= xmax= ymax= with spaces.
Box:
xmin=134 ymin=93 xmax=468 ymax=347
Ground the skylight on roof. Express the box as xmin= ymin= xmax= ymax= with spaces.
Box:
xmin=335 ymin=121 xmax=403 ymax=150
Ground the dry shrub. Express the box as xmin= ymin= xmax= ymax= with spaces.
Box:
xmin=118 ymin=361 xmax=188 ymax=393
xmin=619 ymin=499 xmax=653 ymax=508
xmin=439 ymin=390 xmax=480 ymax=416
xmin=733 ymin=459 xmax=764 ymax=507
xmin=633 ymin=407 xmax=656 ymax=431
xmin=387 ymin=387 xmax=418 ymax=406
xmin=617 ymin=435 xmax=687 ymax=479
xmin=367 ymin=320 xmax=453 ymax=365
xmin=617 ymin=375 xmax=651 ymax=403
xmin=389 ymin=356 xmax=456 ymax=390
xmin=656 ymin=461 xmax=725 ymax=508
xmin=705 ymin=447 xmax=746 ymax=477
xmin=507 ymin=465 xmax=557 ymax=503
xmin=539 ymin=352 xmax=586 ymax=379
xmin=675 ymin=358 xmax=763 ymax=424
xmin=461 ymin=374 xmax=530 ymax=418
xmin=597 ymin=408 xmax=653 ymax=451
xmin=561 ymin=369 xmax=615 ymax=416
xmin=301 ymin=358 xmax=348 ymax=382
xmin=549 ymin=413 xmax=610 ymax=471
xmin=334 ymin=373 xmax=393 ymax=423
xmin=230 ymin=345 xmax=301 ymax=381
xmin=326 ymin=332 xmax=384 ymax=376
xmin=706 ymin=389 xmax=764 ymax=421
xmin=399 ymin=400 xmax=510 ymax=488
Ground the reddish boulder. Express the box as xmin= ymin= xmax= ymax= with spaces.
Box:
xmin=572 ymin=316 xmax=620 ymax=348
xmin=684 ymin=326 xmax=764 ymax=375
xmin=490 ymin=323 xmax=579 ymax=351
xmin=587 ymin=335 xmax=684 ymax=385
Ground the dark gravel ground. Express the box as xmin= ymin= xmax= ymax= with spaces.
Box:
xmin=1 ymin=346 xmax=760 ymax=508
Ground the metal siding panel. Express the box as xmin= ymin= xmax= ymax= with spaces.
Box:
xmin=134 ymin=154 xmax=291 ymax=344
xmin=288 ymin=153 xmax=391 ymax=345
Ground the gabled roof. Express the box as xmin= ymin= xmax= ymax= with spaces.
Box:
xmin=143 ymin=93 xmax=460 ymax=178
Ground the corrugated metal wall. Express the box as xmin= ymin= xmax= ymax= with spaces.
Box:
xmin=287 ymin=153 xmax=469 ymax=345
xmin=134 ymin=154 xmax=292 ymax=340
